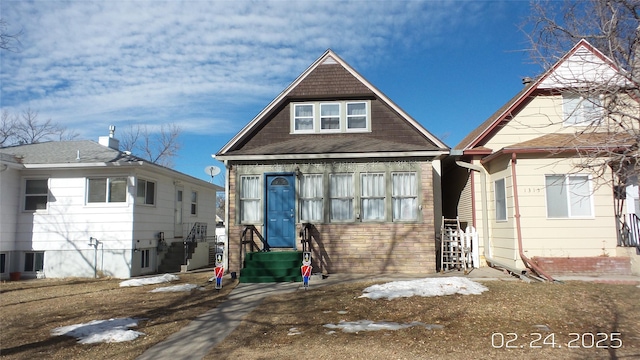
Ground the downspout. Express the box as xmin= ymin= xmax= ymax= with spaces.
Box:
xmin=510 ymin=153 xmax=555 ymax=282
xmin=455 ymin=160 xmax=521 ymax=274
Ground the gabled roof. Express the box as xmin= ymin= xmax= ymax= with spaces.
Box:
xmin=455 ymin=39 xmax=623 ymax=151
xmin=217 ymin=49 xmax=448 ymax=159
xmin=0 ymin=140 xmax=222 ymax=190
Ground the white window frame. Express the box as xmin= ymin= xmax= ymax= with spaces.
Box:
xmin=361 ymin=173 xmax=385 ymax=221
xmin=494 ymin=178 xmax=507 ymax=222
xmin=24 ymin=178 xmax=49 ymax=211
xmin=24 ymin=251 xmax=44 ymax=272
xmin=293 ymin=103 xmax=315 ymax=133
xmin=320 ymin=103 xmax=341 ymax=132
xmin=87 ymin=177 xmax=128 ymax=204
xmin=330 ymin=173 xmax=354 ymax=222
xmin=291 ymin=100 xmax=370 ymax=134
xmin=299 ymin=174 xmax=324 ymax=222
xmin=136 ymin=178 xmax=156 ymax=205
xmin=191 ymin=191 xmax=198 ymax=215
xmin=392 ymin=172 xmax=418 ymax=221
xmin=545 ymin=174 xmax=594 ymax=218
xmin=562 ymin=93 xmax=602 ymax=126
xmin=346 ymin=101 xmax=369 ymax=132
xmin=240 ymin=175 xmax=262 ymax=224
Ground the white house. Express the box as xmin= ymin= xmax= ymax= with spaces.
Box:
xmin=0 ymin=129 xmax=222 ymax=279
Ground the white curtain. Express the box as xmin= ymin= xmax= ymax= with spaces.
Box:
xmin=320 ymin=103 xmax=340 ymax=130
xmin=568 ymin=175 xmax=592 ymax=216
xmin=361 ymin=173 xmax=385 ymax=220
xmin=392 ymin=172 xmax=417 ymax=220
xmin=546 ymin=174 xmax=592 ymax=217
xmin=330 ymin=174 xmax=353 ymax=220
xmin=347 ymin=102 xmax=366 ymax=129
xmin=241 ymin=175 xmax=260 ymax=222
xmin=295 ymin=104 xmax=314 ymax=131
xmin=300 ymin=174 xmax=323 ymax=221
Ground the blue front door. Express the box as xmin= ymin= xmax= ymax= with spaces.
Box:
xmin=266 ymin=174 xmax=296 ymax=248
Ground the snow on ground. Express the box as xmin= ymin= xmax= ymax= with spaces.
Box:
xmin=119 ymin=274 xmax=179 ymax=287
xmin=359 ymin=277 xmax=488 ymax=300
xmin=150 ymin=284 xmax=202 ymax=292
xmin=324 ymin=320 xmax=444 ymax=333
xmin=51 ymin=318 xmax=144 ymax=344
xmin=54 ymin=276 xmax=489 ymax=344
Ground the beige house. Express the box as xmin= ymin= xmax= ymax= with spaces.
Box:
xmin=215 ymin=50 xmax=449 ymax=282
xmin=448 ymin=40 xmax=639 ymax=278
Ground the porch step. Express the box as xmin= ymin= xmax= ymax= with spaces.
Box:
xmin=240 ymin=251 xmax=303 ymax=283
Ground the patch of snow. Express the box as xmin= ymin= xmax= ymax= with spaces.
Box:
xmin=533 ymin=324 xmax=551 ymax=332
xmin=324 ymin=320 xmax=443 ymax=333
xmin=51 ymin=318 xmax=144 ymax=344
xmin=287 ymin=327 xmax=302 ymax=336
xmin=337 ymin=310 xmax=348 ymax=314
xmin=119 ymin=274 xmax=179 ymax=287
xmin=150 ymin=284 xmax=200 ymax=292
xmin=359 ymin=277 xmax=488 ymax=300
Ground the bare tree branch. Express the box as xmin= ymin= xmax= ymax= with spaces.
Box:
xmin=0 ymin=108 xmax=78 ymax=146
xmin=118 ymin=123 xmax=182 ymax=167
xmin=0 ymin=18 xmax=22 ymax=52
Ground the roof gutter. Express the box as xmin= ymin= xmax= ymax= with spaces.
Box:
xmin=454 ymin=160 xmax=524 ymax=275
xmin=510 ymin=153 xmax=555 ymax=282
xmin=216 ymin=150 xmax=449 ymax=162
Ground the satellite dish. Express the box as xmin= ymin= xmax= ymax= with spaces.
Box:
xmin=204 ymin=166 xmax=221 ymax=177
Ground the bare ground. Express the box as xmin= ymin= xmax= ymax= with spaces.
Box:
xmin=1 ymin=274 xmax=639 ymax=360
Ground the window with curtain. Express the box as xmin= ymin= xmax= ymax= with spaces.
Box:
xmin=545 ymin=174 xmax=593 ymax=218
xmin=562 ymin=93 xmax=602 ymax=125
xmin=347 ymin=102 xmax=368 ymax=130
xmin=24 ymin=179 xmax=49 ymax=211
xmin=320 ymin=103 xmax=340 ymax=131
xmin=330 ymin=173 xmax=354 ymax=221
xmin=240 ymin=175 xmax=261 ymax=223
xmin=294 ymin=104 xmax=314 ymax=132
xmin=494 ymin=178 xmax=507 ymax=221
xmin=136 ymin=179 xmax=155 ymax=205
xmin=300 ymin=174 xmax=323 ymax=222
xmin=292 ymin=100 xmax=369 ymax=133
xmin=361 ymin=173 xmax=385 ymax=221
xmin=88 ymin=177 xmax=127 ymax=203
xmin=392 ymin=172 xmax=417 ymax=221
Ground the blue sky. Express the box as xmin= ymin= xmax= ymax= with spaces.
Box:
xmin=0 ymin=0 xmax=542 ymax=185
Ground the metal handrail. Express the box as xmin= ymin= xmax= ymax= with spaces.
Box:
xmin=300 ymin=222 xmax=313 ymax=253
xmin=240 ymin=225 xmax=268 ymax=270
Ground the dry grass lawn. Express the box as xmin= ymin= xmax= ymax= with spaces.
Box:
xmin=1 ymin=273 xmax=640 ymax=360
xmin=211 ymin=279 xmax=640 ymax=360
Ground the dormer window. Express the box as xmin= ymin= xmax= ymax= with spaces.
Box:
xmin=291 ymin=100 xmax=370 ymax=134
xmin=294 ymin=104 xmax=314 ymax=132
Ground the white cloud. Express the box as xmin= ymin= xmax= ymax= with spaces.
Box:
xmin=1 ymin=0 xmax=500 ymax=141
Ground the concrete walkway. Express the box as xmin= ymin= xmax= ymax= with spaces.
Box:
xmin=136 ymin=267 xmax=639 ymax=360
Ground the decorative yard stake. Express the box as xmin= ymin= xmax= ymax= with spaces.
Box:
xmin=214 ymin=252 xmax=224 ymax=290
xmin=301 ymin=252 xmax=312 ymax=290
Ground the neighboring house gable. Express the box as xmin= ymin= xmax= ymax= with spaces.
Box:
xmin=217 ymin=50 xmax=449 ymax=278
xmin=449 ymin=39 xmax=638 ymax=277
